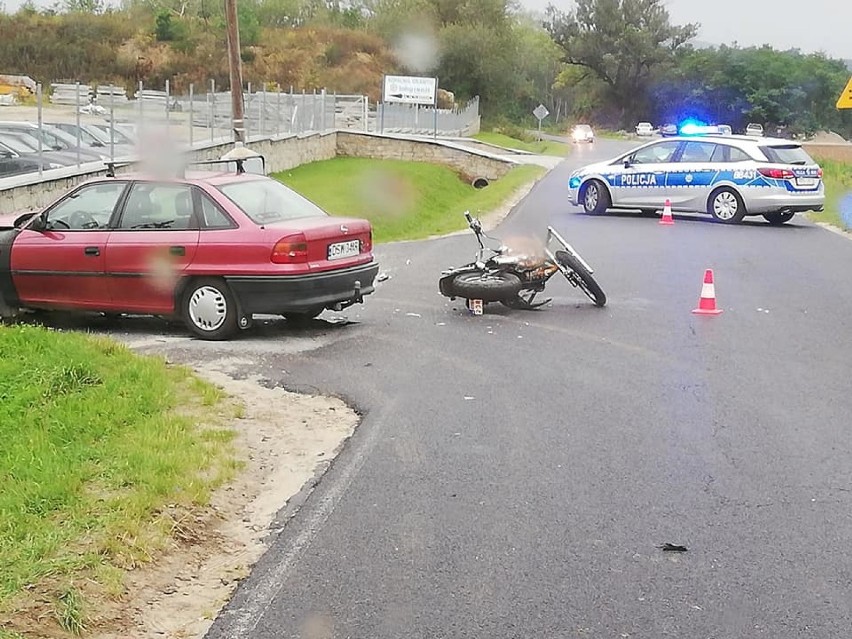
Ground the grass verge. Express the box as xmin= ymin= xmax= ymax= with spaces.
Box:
xmin=595 ymin=129 xmax=632 ymax=140
xmin=808 ymin=158 xmax=852 ymax=230
xmin=0 ymin=324 xmax=239 ymax=636
xmin=276 ymin=157 xmax=546 ymax=243
xmin=473 ymin=131 xmax=569 ymax=157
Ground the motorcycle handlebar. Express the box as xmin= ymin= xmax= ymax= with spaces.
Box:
xmin=464 ymin=211 xmax=482 ymax=234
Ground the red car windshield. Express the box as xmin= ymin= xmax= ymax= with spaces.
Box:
xmin=216 ymin=178 xmax=328 ymax=224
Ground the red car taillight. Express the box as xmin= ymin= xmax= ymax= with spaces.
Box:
xmin=758 ymin=167 xmax=795 ymax=180
xmin=363 ymin=231 xmax=373 ymax=253
xmin=271 ymin=233 xmax=308 ymax=263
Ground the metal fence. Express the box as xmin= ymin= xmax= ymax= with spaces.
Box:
xmin=0 ymin=80 xmax=481 ymax=183
xmin=377 ymin=96 xmax=480 ymax=137
xmin=42 ymin=81 xmax=479 ymax=142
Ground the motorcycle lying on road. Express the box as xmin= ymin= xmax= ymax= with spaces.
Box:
xmin=438 ymin=211 xmax=607 ymax=312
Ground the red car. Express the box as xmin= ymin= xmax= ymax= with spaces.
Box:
xmin=0 ymin=161 xmax=379 ymax=340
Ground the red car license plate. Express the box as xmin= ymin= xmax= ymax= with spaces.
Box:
xmin=328 ymin=239 xmax=360 ymax=260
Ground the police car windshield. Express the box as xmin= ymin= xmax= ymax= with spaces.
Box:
xmin=760 ymin=145 xmax=815 ymax=165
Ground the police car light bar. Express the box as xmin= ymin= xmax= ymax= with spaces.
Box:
xmin=679 ymin=120 xmax=722 ymax=136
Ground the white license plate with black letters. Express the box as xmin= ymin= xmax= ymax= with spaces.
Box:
xmin=328 ymin=240 xmax=360 ymax=260
xmin=795 ymin=178 xmax=817 ymax=188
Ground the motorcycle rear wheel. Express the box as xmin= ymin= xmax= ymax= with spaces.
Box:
xmin=451 ymin=272 xmax=522 ymax=302
xmin=555 ymin=250 xmax=607 ymax=307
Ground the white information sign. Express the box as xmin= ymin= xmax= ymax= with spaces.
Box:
xmin=383 ymin=75 xmax=438 ymax=105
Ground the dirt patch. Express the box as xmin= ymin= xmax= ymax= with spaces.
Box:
xmin=808 ymin=130 xmax=849 ymax=144
xmin=91 ymin=368 xmax=359 ymax=639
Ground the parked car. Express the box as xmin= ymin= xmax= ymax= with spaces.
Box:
xmin=570 ymin=124 xmax=595 ymax=143
xmin=568 ymin=135 xmax=824 ymax=225
xmin=0 ymin=121 xmax=107 ymax=162
xmin=0 ymin=141 xmax=63 ymax=177
xmin=746 ymin=123 xmax=765 ymax=137
xmin=660 ymin=123 xmax=678 ymax=137
xmin=0 ymin=158 xmax=380 ymax=340
xmin=88 ymin=122 xmax=138 ymax=146
xmin=0 ymin=132 xmax=81 ymax=168
xmin=47 ymin=121 xmax=135 ymax=156
xmin=635 ymin=122 xmax=655 ymax=137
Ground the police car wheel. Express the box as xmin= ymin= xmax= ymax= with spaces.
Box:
xmin=708 ymin=187 xmax=746 ymax=224
xmin=763 ymin=211 xmax=795 ymax=225
xmin=582 ymin=180 xmax=610 ymax=215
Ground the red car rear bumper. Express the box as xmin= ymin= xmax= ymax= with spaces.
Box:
xmin=225 ymin=261 xmax=379 ymax=315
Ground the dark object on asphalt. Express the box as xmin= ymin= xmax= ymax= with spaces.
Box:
xmin=657 ymin=543 xmax=688 ymax=552
xmin=438 ymin=210 xmax=607 ymax=312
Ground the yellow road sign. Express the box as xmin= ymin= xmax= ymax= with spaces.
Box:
xmin=838 ymin=76 xmax=852 ymax=109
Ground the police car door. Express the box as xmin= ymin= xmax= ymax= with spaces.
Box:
xmin=666 ymin=140 xmax=721 ymax=209
xmin=614 ymin=140 xmax=682 ymax=208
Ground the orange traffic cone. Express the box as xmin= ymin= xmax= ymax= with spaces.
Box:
xmin=692 ymin=269 xmax=723 ymax=315
xmin=659 ymin=199 xmax=674 ymax=225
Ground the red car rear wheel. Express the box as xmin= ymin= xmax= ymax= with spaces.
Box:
xmin=182 ymin=278 xmax=239 ymax=340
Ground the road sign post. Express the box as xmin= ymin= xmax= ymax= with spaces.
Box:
xmin=533 ymin=103 xmax=549 ymax=140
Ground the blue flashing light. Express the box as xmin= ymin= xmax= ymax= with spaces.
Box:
xmin=569 ymin=176 xmax=582 ymax=189
xmin=679 ymin=119 xmax=705 ymax=136
xmin=679 ymin=119 xmax=722 ymax=136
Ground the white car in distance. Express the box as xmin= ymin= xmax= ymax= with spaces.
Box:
xmin=635 ymin=122 xmax=655 ymax=137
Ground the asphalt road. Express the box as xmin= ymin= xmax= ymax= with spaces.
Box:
xmin=121 ymin=138 xmax=852 ymax=638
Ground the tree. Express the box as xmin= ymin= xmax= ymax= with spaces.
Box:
xmin=154 ymin=9 xmax=177 ymax=40
xmin=544 ymin=0 xmax=697 ymax=126
xmin=64 ymin=0 xmax=104 ymax=12
xmin=649 ymin=45 xmax=852 ymax=138
xmin=551 ymin=63 xmax=609 ymax=123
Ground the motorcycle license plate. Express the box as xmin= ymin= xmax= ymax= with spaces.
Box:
xmin=470 ymin=299 xmax=483 ymax=315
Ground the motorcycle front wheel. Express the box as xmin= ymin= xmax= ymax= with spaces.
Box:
xmin=450 ymin=271 xmax=522 ymax=302
xmin=555 ymin=250 xmax=607 ymax=307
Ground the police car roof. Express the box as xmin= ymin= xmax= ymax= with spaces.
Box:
xmin=673 ymin=134 xmax=801 ymax=146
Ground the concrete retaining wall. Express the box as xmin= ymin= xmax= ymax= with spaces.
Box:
xmin=0 ymin=131 xmax=514 ymax=214
xmin=336 ymin=131 xmax=513 ymax=182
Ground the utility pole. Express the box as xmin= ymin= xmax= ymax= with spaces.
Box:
xmin=224 ymin=0 xmax=245 ymax=144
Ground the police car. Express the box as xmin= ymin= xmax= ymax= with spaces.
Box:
xmin=568 ymin=134 xmax=825 ymax=224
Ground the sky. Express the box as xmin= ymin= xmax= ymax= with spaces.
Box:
xmin=522 ymin=0 xmax=852 ymax=60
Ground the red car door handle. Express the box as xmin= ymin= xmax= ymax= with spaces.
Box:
xmin=84 ymin=247 xmax=100 ymax=256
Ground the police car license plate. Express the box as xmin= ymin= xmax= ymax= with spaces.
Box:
xmin=328 ymin=240 xmax=360 ymax=260
xmin=795 ymin=178 xmax=817 ymax=188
